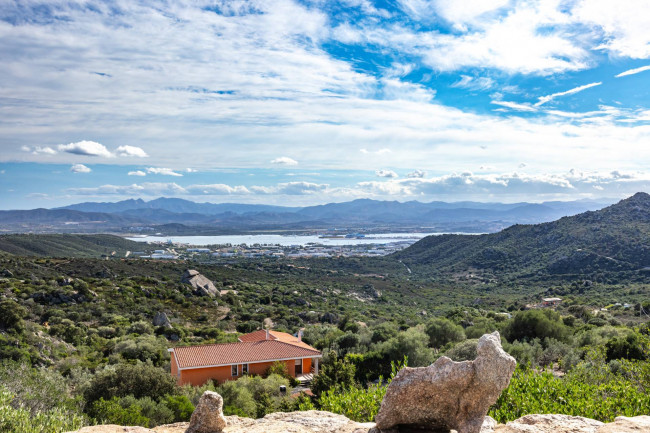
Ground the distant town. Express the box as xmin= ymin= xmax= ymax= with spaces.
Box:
xmin=131 ymin=238 xmax=417 ymax=260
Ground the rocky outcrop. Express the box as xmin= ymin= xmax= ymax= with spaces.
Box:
xmin=153 ymin=312 xmax=173 ymax=328
xmin=374 ymin=331 xmax=516 ymax=433
xmin=596 ymin=415 xmax=650 ymax=433
xmin=181 ymin=270 xmax=219 ymax=297
xmin=493 ymin=414 xmax=604 ymax=433
xmin=67 ymin=413 xmax=650 ymax=433
xmin=185 ymin=391 xmax=227 ymax=433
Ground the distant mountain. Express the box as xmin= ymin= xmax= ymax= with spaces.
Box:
xmin=2 ymin=196 xmax=614 ymax=234
xmin=59 ymin=197 xmax=299 ymax=215
xmin=395 ymin=192 xmax=650 ymax=280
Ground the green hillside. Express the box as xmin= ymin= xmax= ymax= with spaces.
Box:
xmin=396 ymin=192 xmax=650 ymax=282
xmin=0 ymin=234 xmax=149 ymax=258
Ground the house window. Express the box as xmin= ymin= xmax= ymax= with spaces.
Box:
xmin=295 ymin=358 xmax=303 ymax=375
xmin=231 ymin=364 xmax=238 ymax=376
xmin=242 ymin=364 xmax=248 ymax=375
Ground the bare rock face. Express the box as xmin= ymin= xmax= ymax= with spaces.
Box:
xmin=494 ymin=414 xmax=604 ymax=433
xmin=185 ymin=391 xmax=227 ymax=433
xmin=153 ymin=312 xmax=173 ymax=328
xmin=375 ymin=332 xmax=516 ymax=433
xmin=181 ymin=270 xmax=219 ymax=297
xmin=596 ymin=415 xmax=650 ymax=433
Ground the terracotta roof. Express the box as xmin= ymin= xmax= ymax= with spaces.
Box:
xmin=171 ymin=340 xmax=321 ymax=369
xmin=238 ymin=330 xmax=315 ymax=350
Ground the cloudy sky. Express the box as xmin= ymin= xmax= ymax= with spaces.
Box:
xmin=1 ymin=0 xmax=650 ymax=209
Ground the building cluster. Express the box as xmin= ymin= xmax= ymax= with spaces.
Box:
xmin=138 ymin=240 xmax=415 ymax=260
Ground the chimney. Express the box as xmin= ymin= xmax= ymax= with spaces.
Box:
xmin=265 ymin=329 xmax=269 ymax=340
xmin=298 ymin=329 xmax=303 ymax=342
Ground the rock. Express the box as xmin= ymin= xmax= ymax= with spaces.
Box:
xmin=70 ymin=426 xmax=155 ymax=433
xmin=374 ymin=332 xmax=516 ymax=433
xmin=262 ymin=410 xmax=374 ymax=433
xmin=186 ymin=391 xmax=227 ymax=433
xmin=181 ymin=270 xmax=219 ymax=297
xmin=494 ymin=414 xmax=604 ymax=433
xmin=2 ymin=269 xmax=14 ymax=277
xmin=596 ymin=415 xmax=650 ymax=432
xmin=62 ymin=413 xmax=650 ymax=433
xmin=153 ymin=312 xmax=173 ymax=328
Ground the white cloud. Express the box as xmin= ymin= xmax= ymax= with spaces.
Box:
xmin=490 ymin=100 xmax=537 ymax=112
xmin=572 ymin=0 xmax=650 ymax=59
xmin=271 ymin=157 xmax=299 ymax=166
xmin=187 ymin=184 xmax=251 ymax=195
xmin=452 ymin=75 xmax=495 ymax=91
xmin=147 ymin=167 xmax=182 ymax=177
xmin=69 ymin=182 xmax=187 ymax=196
xmin=534 ymin=82 xmax=602 ymax=107
xmin=407 ymin=169 xmax=426 ymax=178
xmin=58 ymin=141 xmax=113 ymax=158
xmin=251 ymin=182 xmax=329 ymax=195
xmin=615 ymin=65 xmax=650 ymax=78
xmin=186 ymin=168 xmax=198 ymax=172
xmin=128 ymin=170 xmax=147 ymax=176
xmin=21 ymin=145 xmax=57 ymax=155
xmin=70 ymin=163 xmax=91 ymax=173
xmin=116 ymin=145 xmax=148 ymax=157
xmin=376 ymin=169 xmax=398 ymax=178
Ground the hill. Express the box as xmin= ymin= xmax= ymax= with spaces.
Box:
xmin=0 ymin=234 xmax=149 ymax=257
xmin=395 ymin=192 xmax=650 ymax=281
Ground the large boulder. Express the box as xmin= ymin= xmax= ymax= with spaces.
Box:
xmin=374 ymin=332 xmax=516 ymax=433
xmin=153 ymin=312 xmax=173 ymax=328
xmin=181 ymin=270 xmax=219 ymax=297
xmin=186 ymin=391 xmax=227 ymax=433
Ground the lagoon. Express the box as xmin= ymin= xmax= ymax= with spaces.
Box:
xmin=126 ymin=232 xmax=466 ymax=247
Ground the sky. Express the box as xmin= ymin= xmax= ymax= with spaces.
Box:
xmin=1 ymin=0 xmax=650 ymax=209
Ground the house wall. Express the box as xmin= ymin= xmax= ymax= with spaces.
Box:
xmin=179 ymin=365 xmax=232 ymax=386
xmin=170 ymin=352 xmax=178 ymax=378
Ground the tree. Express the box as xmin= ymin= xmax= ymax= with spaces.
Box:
xmin=425 ymin=318 xmax=465 ymax=348
xmin=83 ymin=363 xmax=179 ymax=408
xmin=310 ymin=352 xmax=356 ymax=397
xmin=503 ymin=310 xmax=569 ymax=343
xmin=0 ymin=299 xmax=26 ymax=334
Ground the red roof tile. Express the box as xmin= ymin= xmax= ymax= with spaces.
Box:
xmin=238 ymin=330 xmax=314 ymax=349
xmin=172 ymin=340 xmax=321 ymax=369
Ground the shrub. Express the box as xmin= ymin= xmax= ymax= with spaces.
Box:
xmin=310 ymin=353 xmax=356 ymax=397
xmin=503 ymin=310 xmax=569 ymax=343
xmin=425 ymin=318 xmax=466 ymax=348
xmin=0 ymin=299 xmax=26 ymax=334
xmin=0 ymin=386 xmax=86 ymax=433
xmin=90 ymin=397 xmax=150 ymax=427
xmin=83 ymin=363 xmax=179 ymax=408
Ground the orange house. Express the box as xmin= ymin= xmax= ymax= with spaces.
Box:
xmin=168 ymin=330 xmax=321 ymax=386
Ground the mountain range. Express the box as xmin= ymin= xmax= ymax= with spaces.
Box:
xmin=0 ymin=196 xmax=614 ymax=234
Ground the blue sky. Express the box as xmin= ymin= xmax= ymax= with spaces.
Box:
xmin=1 ymin=0 xmax=650 ymax=209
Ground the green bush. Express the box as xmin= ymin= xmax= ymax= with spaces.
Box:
xmin=83 ymin=363 xmax=179 ymax=408
xmin=0 ymin=386 xmax=86 ymax=433
xmin=0 ymin=299 xmax=26 ymax=334
xmin=310 ymin=353 xmax=356 ymax=397
xmin=490 ymin=360 xmax=650 ymax=423
xmin=425 ymin=318 xmax=466 ymax=348
xmin=503 ymin=310 xmax=569 ymax=343
xmin=91 ymin=397 xmax=150 ymax=427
